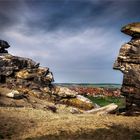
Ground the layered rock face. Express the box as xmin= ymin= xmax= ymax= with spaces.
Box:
xmin=0 ymin=40 xmax=94 ymax=111
xmin=114 ymin=23 xmax=140 ymax=114
xmin=0 ymin=41 xmax=54 ymax=94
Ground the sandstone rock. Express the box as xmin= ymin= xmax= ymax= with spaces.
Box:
xmin=60 ymin=95 xmax=94 ymax=110
xmin=28 ymin=90 xmax=43 ymax=98
xmin=16 ymin=69 xmax=53 ymax=84
xmin=42 ymin=87 xmax=51 ymax=93
xmin=6 ymin=90 xmax=23 ymax=99
xmin=0 ymin=53 xmax=53 ymax=87
xmin=70 ymin=107 xmax=82 ymax=114
xmin=70 ymin=103 xmax=118 ymax=114
xmin=53 ymin=86 xmax=78 ymax=98
xmin=114 ymin=22 xmax=140 ymax=114
xmin=16 ymin=70 xmax=35 ymax=80
xmin=121 ymin=22 xmax=140 ymax=37
xmin=76 ymin=95 xmax=93 ymax=104
xmin=0 ymin=55 xmax=39 ymax=77
xmin=85 ymin=103 xmax=118 ymax=115
xmin=37 ymin=67 xmax=49 ymax=75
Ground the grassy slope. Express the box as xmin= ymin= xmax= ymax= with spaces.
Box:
xmin=0 ymin=107 xmax=140 ymax=140
xmin=87 ymin=96 xmax=125 ymax=108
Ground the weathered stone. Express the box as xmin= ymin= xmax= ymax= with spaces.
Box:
xmin=46 ymin=72 xmax=54 ymax=82
xmin=0 ymin=55 xmax=39 ymax=76
xmin=114 ymin=22 xmax=140 ymax=114
xmin=53 ymin=86 xmax=78 ymax=98
xmin=0 ymin=53 xmax=53 ymax=86
xmin=121 ymin=22 xmax=140 ymax=37
xmin=85 ymin=103 xmax=118 ymax=115
xmin=6 ymin=90 xmax=24 ymax=99
xmin=42 ymin=87 xmax=51 ymax=93
xmin=60 ymin=95 xmax=94 ymax=110
xmin=16 ymin=70 xmax=35 ymax=80
xmin=0 ymin=40 xmax=10 ymax=53
xmin=115 ymin=43 xmax=140 ymax=64
xmin=129 ymin=38 xmax=140 ymax=47
xmin=37 ymin=67 xmax=49 ymax=76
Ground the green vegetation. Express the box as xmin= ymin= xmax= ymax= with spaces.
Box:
xmin=55 ymin=83 xmax=121 ymax=89
xmin=87 ymin=96 xmax=125 ymax=108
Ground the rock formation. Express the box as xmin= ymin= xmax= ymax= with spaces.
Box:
xmin=114 ymin=22 xmax=140 ymax=115
xmin=0 ymin=40 xmax=10 ymax=53
xmin=0 ymin=40 xmax=94 ymax=111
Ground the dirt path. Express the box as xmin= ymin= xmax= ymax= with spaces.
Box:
xmin=0 ymin=107 xmax=140 ymax=140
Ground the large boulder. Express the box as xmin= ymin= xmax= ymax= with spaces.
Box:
xmin=60 ymin=94 xmax=94 ymax=110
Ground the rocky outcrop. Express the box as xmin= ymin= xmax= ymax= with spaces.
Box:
xmin=0 ymin=53 xmax=53 ymax=89
xmin=0 ymin=40 xmax=95 ymax=111
xmin=114 ymin=22 xmax=140 ymax=115
xmin=0 ymin=40 xmax=10 ymax=53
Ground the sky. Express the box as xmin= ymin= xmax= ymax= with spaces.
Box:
xmin=0 ymin=0 xmax=139 ymax=83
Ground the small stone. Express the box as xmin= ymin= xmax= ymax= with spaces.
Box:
xmin=46 ymin=105 xmax=57 ymax=113
xmin=70 ymin=108 xmax=82 ymax=114
xmin=6 ymin=90 xmax=23 ymax=99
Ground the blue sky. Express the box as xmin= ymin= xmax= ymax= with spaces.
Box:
xmin=0 ymin=0 xmax=139 ymax=83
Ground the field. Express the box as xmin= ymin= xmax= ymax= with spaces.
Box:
xmin=55 ymin=83 xmax=121 ymax=88
xmin=87 ymin=96 xmax=125 ymax=108
xmin=57 ymin=83 xmax=125 ymax=108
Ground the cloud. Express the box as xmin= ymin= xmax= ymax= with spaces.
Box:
xmin=14 ymin=0 xmax=140 ymax=34
xmin=3 ymin=25 xmax=124 ymax=83
xmin=0 ymin=1 xmax=25 ymax=31
xmin=0 ymin=0 xmax=140 ymax=33
xmin=0 ymin=0 xmax=139 ymax=83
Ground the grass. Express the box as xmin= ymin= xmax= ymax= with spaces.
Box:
xmin=0 ymin=107 xmax=140 ymax=140
xmin=87 ymin=96 xmax=126 ymax=108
